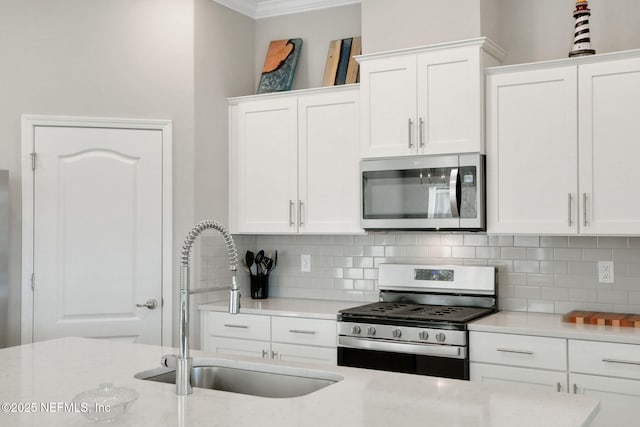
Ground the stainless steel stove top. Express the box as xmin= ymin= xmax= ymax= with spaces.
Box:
xmin=339 ymin=301 xmax=493 ymax=324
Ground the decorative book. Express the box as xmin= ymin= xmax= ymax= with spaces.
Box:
xmin=257 ymin=38 xmax=303 ymax=94
xmin=322 ymin=36 xmax=361 ymax=86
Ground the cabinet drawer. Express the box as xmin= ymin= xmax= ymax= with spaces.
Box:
xmin=272 ymin=343 xmax=337 ymax=365
xmin=271 ymin=316 xmax=336 ymax=348
xmin=470 ymin=332 xmax=567 ymax=370
xmin=202 ymin=336 xmax=268 ymax=359
xmin=569 ymin=340 xmax=640 ymax=380
xmin=206 ymin=312 xmax=270 ymax=341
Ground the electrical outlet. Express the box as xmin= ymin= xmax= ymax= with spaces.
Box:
xmin=301 ymin=254 xmax=311 ymax=273
xmin=598 ymin=261 xmax=614 ymax=283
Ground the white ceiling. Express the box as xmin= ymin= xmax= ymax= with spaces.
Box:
xmin=213 ymin=0 xmax=360 ymax=19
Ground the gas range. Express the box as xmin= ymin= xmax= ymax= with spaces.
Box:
xmin=337 ymin=264 xmax=497 ymax=379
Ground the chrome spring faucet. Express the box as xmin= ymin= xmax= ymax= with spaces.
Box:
xmin=165 ymin=220 xmax=240 ymax=395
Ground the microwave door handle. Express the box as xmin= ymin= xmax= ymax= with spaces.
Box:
xmin=449 ymin=168 xmax=460 ymax=217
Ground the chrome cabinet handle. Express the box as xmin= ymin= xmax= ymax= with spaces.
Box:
xmin=556 ymin=382 xmax=562 ymax=392
xmin=573 ymin=384 xmax=578 ymax=394
xmin=289 ymin=329 xmax=317 ymax=335
xmin=299 ymin=200 xmax=304 ymax=227
xmin=289 ymin=200 xmax=295 ymax=226
xmin=261 ymin=349 xmax=268 ymax=358
xmin=419 ymin=117 xmax=425 ymax=147
xmin=271 ymin=350 xmax=279 ymax=359
xmin=136 ymin=299 xmax=158 ymax=310
xmin=408 ymin=118 xmax=414 ymax=148
xmin=223 ymin=324 xmax=248 ymax=329
xmin=602 ymin=358 xmax=640 ymax=366
xmin=449 ymin=168 xmax=460 ymax=218
xmin=496 ymin=348 xmax=534 ymax=355
xmin=568 ymin=193 xmax=573 ymax=226
xmin=583 ymin=193 xmax=588 ymax=226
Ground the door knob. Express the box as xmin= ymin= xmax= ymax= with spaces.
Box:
xmin=136 ymin=299 xmax=158 ymax=310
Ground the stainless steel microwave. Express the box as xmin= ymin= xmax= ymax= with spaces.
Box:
xmin=361 ymin=154 xmax=485 ymax=230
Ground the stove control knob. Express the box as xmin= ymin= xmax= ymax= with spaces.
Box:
xmin=351 ymin=325 xmax=362 ymax=335
xmin=418 ymin=331 xmax=429 ymax=341
xmin=435 ymin=332 xmax=446 ymax=343
xmin=392 ymin=328 xmax=402 ymax=339
xmin=366 ymin=326 xmax=377 ymax=336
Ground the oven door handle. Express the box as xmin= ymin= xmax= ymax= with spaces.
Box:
xmin=338 ymin=336 xmax=466 ymax=359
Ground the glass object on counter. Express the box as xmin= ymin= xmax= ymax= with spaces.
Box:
xmin=72 ymin=383 xmax=138 ymax=423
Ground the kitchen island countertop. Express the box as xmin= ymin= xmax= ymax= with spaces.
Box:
xmin=0 ymin=337 xmax=598 ymax=427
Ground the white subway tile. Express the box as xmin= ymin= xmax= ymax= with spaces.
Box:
xmin=527 ymin=300 xmax=555 ymax=313
xmin=374 ymin=234 xmax=396 ymax=245
xmin=568 ymin=288 xmax=597 ymax=302
xmin=527 ymin=248 xmax=554 ymax=261
xmin=364 ymin=246 xmax=385 ymax=257
xmin=441 ymin=234 xmax=464 ymax=246
xmin=527 ymin=274 xmax=554 ymax=287
xmin=541 ymin=236 xmax=568 ymax=248
xmin=354 ymin=234 xmax=375 ymax=245
xmin=514 ymin=260 xmax=540 ymax=273
xmin=501 ymin=247 xmax=527 ymax=260
xmin=354 ymin=257 xmax=374 ymax=268
xmin=463 ymin=235 xmax=488 ymax=246
xmin=417 ymin=234 xmax=441 ymax=245
xmin=476 ymin=247 xmax=501 ymax=259
xmin=500 ymin=298 xmax=528 ymax=311
xmin=541 ymin=287 xmax=569 ymax=301
xmin=489 ymin=235 xmax=514 ymax=247
xmin=452 ymin=246 xmax=475 ymax=258
xmin=343 ymin=246 xmax=365 ymax=256
xmin=385 ymin=246 xmax=407 ymax=257
xmin=332 ymin=257 xmax=353 ymax=268
xmin=396 ymin=234 xmax=418 ymax=245
xmin=514 ymin=286 xmax=541 ymax=299
xmin=568 ymin=236 xmax=597 ymax=248
xmin=582 ymin=248 xmax=612 ymax=261
xmin=428 ymin=246 xmax=452 ymax=258
xmin=344 ymin=268 xmax=364 ymax=279
xmin=514 ymin=236 xmax=539 ymax=247
xmin=567 ymin=261 xmax=597 ymax=276
xmin=597 ymin=236 xmax=628 ymax=248
xmin=554 ymin=248 xmax=582 ymax=261
xmin=597 ymin=289 xmax=628 ymax=304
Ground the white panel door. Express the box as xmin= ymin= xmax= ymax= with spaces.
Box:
xmin=360 ymin=55 xmax=417 ymax=158
xmin=298 ymin=89 xmax=361 ymax=233
xmin=32 ymin=126 xmax=163 ymax=344
xmin=416 ymin=47 xmax=481 ymax=154
xmin=486 ymin=66 xmax=578 ymax=234
xmin=578 ymin=56 xmax=640 ymax=234
xmin=233 ymin=98 xmax=298 ymax=233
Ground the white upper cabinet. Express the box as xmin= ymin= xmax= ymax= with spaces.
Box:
xmin=578 ymin=56 xmax=640 ymax=235
xmin=358 ymin=38 xmax=504 ymax=158
xmin=487 ymin=50 xmax=640 ymax=235
xmin=229 ymin=86 xmax=361 ymax=234
xmin=486 ymin=66 xmax=578 ymax=234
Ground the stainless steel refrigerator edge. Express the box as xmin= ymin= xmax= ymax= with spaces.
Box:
xmin=0 ymin=170 xmax=8 ymax=349
xmin=360 ymin=154 xmax=485 ymax=230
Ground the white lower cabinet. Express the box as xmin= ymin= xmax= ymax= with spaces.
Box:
xmin=201 ymin=311 xmax=337 ymax=365
xmin=569 ymin=340 xmax=640 ymax=427
xmin=470 ymin=331 xmax=640 ymax=427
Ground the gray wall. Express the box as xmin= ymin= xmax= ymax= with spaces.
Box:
xmin=361 ymin=0 xmax=482 ymax=54
xmin=361 ymin=0 xmax=640 ymax=64
xmin=254 ymin=4 xmax=361 ymax=91
xmin=0 ymin=171 xmax=8 ymax=348
xmin=0 ymin=0 xmax=196 ymax=347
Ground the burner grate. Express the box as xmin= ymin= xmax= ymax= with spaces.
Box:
xmin=340 ymin=302 xmax=492 ymax=324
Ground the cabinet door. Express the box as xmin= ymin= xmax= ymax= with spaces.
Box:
xmin=416 ymin=46 xmax=482 ymax=154
xmin=359 ymin=55 xmax=417 ymax=158
xmin=230 ymin=97 xmax=298 ymax=233
xmin=298 ymin=89 xmax=362 ymax=233
xmin=202 ymin=335 xmax=269 ymax=359
xmin=570 ymin=373 xmax=640 ymax=427
xmin=578 ymin=57 xmax=640 ymax=234
xmin=271 ymin=342 xmax=337 ymax=365
xmin=486 ymin=66 xmax=578 ymax=234
xmin=471 ymin=363 xmax=568 ymax=393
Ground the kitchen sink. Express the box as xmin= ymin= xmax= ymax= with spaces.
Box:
xmin=134 ymin=359 xmax=343 ymax=398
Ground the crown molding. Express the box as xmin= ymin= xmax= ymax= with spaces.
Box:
xmin=213 ymin=0 xmax=360 ymax=19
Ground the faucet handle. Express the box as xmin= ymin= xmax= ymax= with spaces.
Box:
xmin=161 ymin=354 xmax=178 ymax=369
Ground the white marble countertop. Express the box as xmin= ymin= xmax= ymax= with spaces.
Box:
xmin=0 ymin=337 xmax=598 ymax=427
xmin=198 ymin=297 xmax=360 ymax=320
xmin=470 ymin=311 xmax=640 ymax=344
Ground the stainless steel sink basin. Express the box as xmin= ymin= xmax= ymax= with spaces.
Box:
xmin=134 ymin=359 xmax=343 ymax=398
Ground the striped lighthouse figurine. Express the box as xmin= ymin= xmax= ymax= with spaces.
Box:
xmin=569 ymin=0 xmax=596 ymax=57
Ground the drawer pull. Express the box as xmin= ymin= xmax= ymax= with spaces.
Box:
xmin=556 ymin=382 xmax=562 ymax=392
xmin=223 ymin=324 xmax=249 ymax=329
xmin=289 ymin=329 xmax=317 ymax=335
xmin=496 ymin=348 xmax=534 ymax=355
xmin=602 ymin=358 xmax=640 ymax=366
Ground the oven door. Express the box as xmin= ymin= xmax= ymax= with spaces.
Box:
xmin=337 ymin=337 xmax=469 ymax=380
xmin=361 ymin=154 xmax=484 ymax=231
